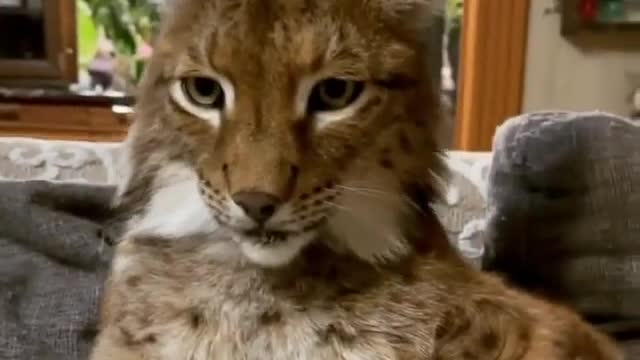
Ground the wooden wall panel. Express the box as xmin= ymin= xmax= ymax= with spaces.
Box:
xmin=455 ymin=0 xmax=530 ymax=151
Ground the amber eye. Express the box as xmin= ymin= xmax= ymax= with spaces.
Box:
xmin=181 ymin=77 xmax=225 ymax=109
xmin=308 ymin=78 xmax=365 ymax=113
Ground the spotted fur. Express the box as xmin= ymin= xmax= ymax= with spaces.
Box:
xmin=92 ymin=0 xmax=623 ymax=359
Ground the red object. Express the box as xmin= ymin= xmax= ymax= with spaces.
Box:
xmin=579 ymin=0 xmax=599 ymax=22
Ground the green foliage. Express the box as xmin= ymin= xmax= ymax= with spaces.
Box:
xmin=80 ymin=0 xmax=160 ymax=84
xmin=77 ymin=0 xmax=99 ymax=66
xmin=82 ymin=0 xmax=160 ymax=56
xmin=447 ymin=0 xmax=464 ymax=23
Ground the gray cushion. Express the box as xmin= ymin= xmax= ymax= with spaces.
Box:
xmin=0 ymin=181 xmax=119 ymax=360
xmin=482 ymin=111 xmax=640 ymax=354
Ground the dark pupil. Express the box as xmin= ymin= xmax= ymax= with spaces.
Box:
xmin=194 ymin=77 xmax=216 ymax=96
xmin=323 ymin=79 xmax=347 ymax=99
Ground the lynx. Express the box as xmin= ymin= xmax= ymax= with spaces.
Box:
xmin=91 ymin=0 xmax=623 ymax=359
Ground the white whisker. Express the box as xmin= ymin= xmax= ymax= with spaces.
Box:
xmin=325 ymin=200 xmax=357 ymax=215
xmin=334 ymin=185 xmax=423 ymax=213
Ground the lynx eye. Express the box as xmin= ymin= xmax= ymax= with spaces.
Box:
xmin=308 ymin=78 xmax=365 ymax=113
xmin=181 ymin=77 xmax=225 ymax=109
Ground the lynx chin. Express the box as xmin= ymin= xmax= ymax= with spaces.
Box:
xmin=91 ymin=0 xmax=623 ymax=359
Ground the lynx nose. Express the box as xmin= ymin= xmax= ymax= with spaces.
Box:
xmin=232 ymin=191 xmax=282 ymax=224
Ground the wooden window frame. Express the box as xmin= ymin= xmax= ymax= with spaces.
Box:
xmin=454 ymin=0 xmax=530 ymax=151
xmin=0 ymin=0 xmax=77 ymax=87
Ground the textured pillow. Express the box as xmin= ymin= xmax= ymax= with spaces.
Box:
xmin=0 ymin=181 xmax=120 ymax=360
xmin=482 ymin=111 xmax=640 ymax=329
xmin=0 ymin=138 xmax=120 ymax=183
xmin=434 ymin=152 xmax=491 ymax=267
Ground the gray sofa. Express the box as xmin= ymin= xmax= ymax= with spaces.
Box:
xmin=483 ymin=111 xmax=640 ymax=357
xmin=0 ymin=111 xmax=638 ymax=359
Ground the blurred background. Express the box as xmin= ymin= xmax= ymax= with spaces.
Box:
xmin=0 ymin=0 xmax=638 ymax=147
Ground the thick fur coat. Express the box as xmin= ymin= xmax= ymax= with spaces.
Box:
xmin=91 ymin=1 xmax=623 ymax=359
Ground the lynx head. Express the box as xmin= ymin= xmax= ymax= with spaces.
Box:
xmin=118 ymin=0 xmax=446 ymax=268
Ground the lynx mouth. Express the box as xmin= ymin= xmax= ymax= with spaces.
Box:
xmin=242 ymin=229 xmax=291 ymax=245
xmin=233 ymin=228 xmax=316 ymax=267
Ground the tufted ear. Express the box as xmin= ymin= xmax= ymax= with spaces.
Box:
xmin=375 ymin=0 xmax=442 ymax=23
xmin=376 ymin=0 xmax=440 ymax=15
xmin=372 ymin=0 xmax=443 ymax=45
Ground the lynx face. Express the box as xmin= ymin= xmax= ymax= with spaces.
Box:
xmin=119 ymin=0 xmax=444 ymax=268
